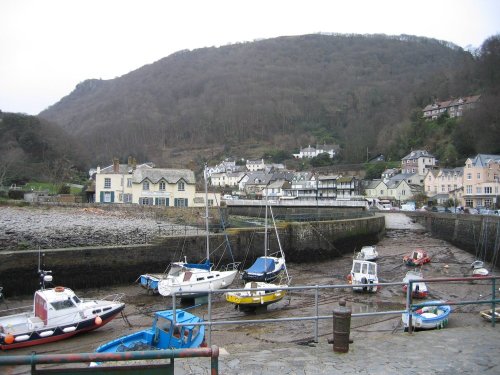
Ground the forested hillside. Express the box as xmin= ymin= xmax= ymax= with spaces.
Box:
xmin=39 ymin=33 xmax=499 ymax=167
xmin=0 ymin=112 xmax=84 ymax=186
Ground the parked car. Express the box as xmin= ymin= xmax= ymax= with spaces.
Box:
xmin=431 ymin=206 xmax=450 ymax=213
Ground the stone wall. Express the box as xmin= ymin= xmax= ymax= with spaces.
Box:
xmin=407 ymin=212 xmax=500 ymax=267
xmin=0 ymin=216 xmax=384 ymax=296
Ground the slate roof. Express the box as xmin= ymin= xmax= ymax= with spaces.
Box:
xmin=402 ymin=150 xmax=434 ymax=160
xmin=469 ymin=154 xmax=500 ymax=167
xmin=132 ymin=168 xmax=196 ymax=184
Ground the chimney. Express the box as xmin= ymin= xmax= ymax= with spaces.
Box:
xmin=127 ymin=156 xmax=132 ymax=168
xmin=97 ymin=166 xmax=101 ymax=174
xmin=132 ymin=158 xmax=137 ymax=170
xmin=113 ymin=158 xmax=119 ymax=173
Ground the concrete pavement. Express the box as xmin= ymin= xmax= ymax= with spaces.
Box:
xmin=176 ymin=325 xmax=500 ymax=374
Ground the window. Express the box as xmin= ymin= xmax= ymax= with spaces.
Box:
xmin=208 ymin=199 xmax=214 ymax=207
xmin=139 ymin=197 xmax=153 ymax=205
xmin=123 ymin=194 xmax=133 ymax=203
xmin=485 ymin=198 xmax=492 ymax=207
xmin=127 ymin=178 xmax=132 ymax=187
xmin=174 ymin=198 xmax=188 ymax=207
xmin=466 ymin=185 xmax=472 ymax=194
xmin=485 ymin=186 xmax=492 ymax=194
xmin=51 ymin=299 xmax=75 ymax=310
xmin=103 ymin=192 xmax=113 ymax=203
xmin=441 ymin=185 xmax=445 ymax=192
xmin=159 ymin=181 xmax=166 ymax=191
xmin=465 ymin=199 xmax=473 ymax=207
xmin=143 ymin=181 xmax=150 ymax=191
xmin=477 ymin=173 xmax=481 ymax=179
xmin=155 ymin=197 xmax=169 ymax=206
xmin=466 ymin=173 xmax=471 ymax=180
xmin=104 ymin=178 xmax=111 ymax=189
xmin=120 ymin=177 xmax=123 ymax=187
xmin=476 ymin=187 xmax=481 ymax=194
xmin=178 ymin=181 xmax=185 ymax=191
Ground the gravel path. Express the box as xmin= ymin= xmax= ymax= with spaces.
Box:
xmin=0 ymin=205 xmax=199 ymax=251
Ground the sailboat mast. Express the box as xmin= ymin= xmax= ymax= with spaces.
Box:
xmin=264 ymin=185 xmax=268 ymax=258
xmin=204 ymin=165 xmax=210 ymax=261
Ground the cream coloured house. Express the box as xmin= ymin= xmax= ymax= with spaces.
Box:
xmin=462 ymin=154 xmax=500 ymax=208
xmin=364 ymin=180 xmax=388 ymax=200
xmin=95 ymin=158 xmax=153 ymax=204
xmin=95 ymin=159 xmax=201 ymax=207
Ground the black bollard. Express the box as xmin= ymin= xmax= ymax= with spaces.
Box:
xmin=329 ymin=299 xmax=352 ymax=353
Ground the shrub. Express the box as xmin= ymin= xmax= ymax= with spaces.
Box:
xmin=8 ymin=190 xmax=24 ymax=200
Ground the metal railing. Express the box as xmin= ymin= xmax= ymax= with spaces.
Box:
xmin=170 ymin=275 xmax=499 ymax=345
xmin=0 ymin=346 xmax=219 ymax=374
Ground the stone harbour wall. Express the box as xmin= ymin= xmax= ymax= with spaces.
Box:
xmin=0 ymin=214 xmax=385 ymax=296
xmin=407 ymin=212 xmax=500 ymax=267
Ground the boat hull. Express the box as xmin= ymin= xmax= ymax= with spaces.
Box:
xmin=225 ymin=282 xmax=287 ymax=309
xmin=402 ymin=301 xmax=451 ymax=330
xmin=158 ymin=269 xmax=238 ymax=297
xmin=0 ymin=305 xmax=124 ymax=350
xmin=94 ymin=310 xmax=205 ymax=358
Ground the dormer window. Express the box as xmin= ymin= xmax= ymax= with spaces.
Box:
xmin=178 ymin=181 xmax=185 ymax=191
xmin=143 ymin=181 xmax=150 ymax=191
xmin=159 ymin=181 xmax=166 ymax=191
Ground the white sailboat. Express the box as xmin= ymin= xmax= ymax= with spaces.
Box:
xmin=158 ymin=166 xmax=239 ymax=298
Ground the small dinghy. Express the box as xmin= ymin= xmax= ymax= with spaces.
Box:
xmin=402 ymin=300 xmax=451 ymax=330
xmin=471 ymin=260 xmax=489 ymax=277
xmin=402 ymin=270 xmax=428 ymax=299
xmin=403 ymin=249 xmax=431 ymax=267
xmin=480 ymin=307 xmax=500 ymax=322
xmin=355 ymin=245 xmax=378 ymax=261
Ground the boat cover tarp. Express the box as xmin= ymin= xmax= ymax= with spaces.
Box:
xmin=245 ymin=257 xmax=274 ymax=274
xmin=184 ymin=261 xmax=212 ymax=271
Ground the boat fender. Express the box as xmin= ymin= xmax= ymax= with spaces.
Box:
xmin=4 ymin=334 xmax=15 ymax=344
xmin=55 ymin=286 xmax=65 ymax=292
xmin=15 ymin=334 xmax=31 ymax=342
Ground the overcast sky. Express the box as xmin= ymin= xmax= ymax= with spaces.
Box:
xmin=1 ymin=0 xmax=499 ymax=115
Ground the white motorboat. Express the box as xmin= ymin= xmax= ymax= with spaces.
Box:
xmin=355 ymin=245 xmax=378 ymax=261
xmin=0 ymin=270 xmax=125 ymax=350
xmin=347 ymin=259 xmax=378 ymax=292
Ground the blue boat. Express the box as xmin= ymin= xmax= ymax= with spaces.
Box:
xmin=402 ymin=300 xmax=451 ymax=330
xmin=242 ymin=256 xmax=286 ymax=282
xmin=94 ymin=309 xmax=205 ymax=354
xmin=242 ymin=200 xmax=287 ymax=283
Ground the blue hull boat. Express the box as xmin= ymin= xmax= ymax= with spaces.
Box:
xmin=94 ymin=309 xmax=205 ymax=354
xmin=402 ymin=300 xmax=451 ymax=330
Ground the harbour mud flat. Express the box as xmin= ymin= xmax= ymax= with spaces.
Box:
xmin=2 ymin=220 xmax=498 ymax=374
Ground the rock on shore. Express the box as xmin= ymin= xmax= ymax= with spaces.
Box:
xmin=0 ymin=205 xmax=198 ymax=251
